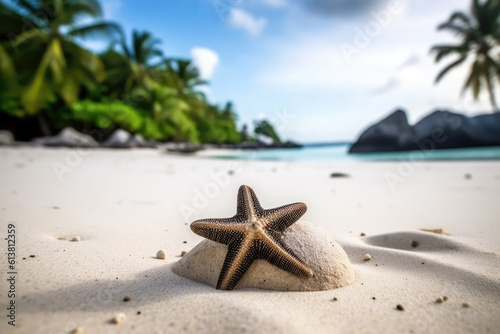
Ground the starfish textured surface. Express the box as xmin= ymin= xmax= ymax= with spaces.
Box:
xmin=190 ymin=185 xmax=314 ymax=290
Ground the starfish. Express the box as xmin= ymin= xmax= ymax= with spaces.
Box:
xmin=190 ymin=185 xmax=314 ymax=290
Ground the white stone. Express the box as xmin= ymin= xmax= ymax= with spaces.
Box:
xmin=32 ymin=127 xmax=99 ymax=147
xmin=102 ymin=129 xmax=132 ymax=148
xmin=172 ymin=221 xmax=355 ymax=291
xmin=113 ymin=313 xmax=126 ymax=324
xmin=0 ymin=130 xmax=14 ymax=145
xmin=156 ymin=250 xmax=166 ymax=260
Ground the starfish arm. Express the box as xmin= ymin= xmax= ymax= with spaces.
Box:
xmin=262 ymin=202 xmax=307 ymax=232
xmin=259 ymin=232 xmax=313 ymax=278
xmin=236 ymin=185 xmax=264 ymax=219
xmin=191 ymin=218 xmax=246 ymax=245
xmin=217 ymin=237 xmax=256 ymax=290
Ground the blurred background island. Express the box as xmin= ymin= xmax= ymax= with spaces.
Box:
xmin=0 ymin=0 xmax=499 ymax=158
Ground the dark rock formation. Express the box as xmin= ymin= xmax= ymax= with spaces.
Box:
xmin=349 ymin=109 xmax=500 ymax=153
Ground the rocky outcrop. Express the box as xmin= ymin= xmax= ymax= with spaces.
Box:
xmin=349 ymin=109 xmax=500 ymax=153
xmin=32 ymin=127 xmax=99 ymax=147
xmin=102 ymin=130 xmax=158 ymax=148
xmin=172 ymin=221 xmax=356 ymax=291
xmin=0 ymin=130 xmax=14 ymax=145
xmin=102 ymin=129 xmax=132 ymax=148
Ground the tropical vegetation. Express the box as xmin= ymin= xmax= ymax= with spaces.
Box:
xmin=0 ymin=0 xmax=278 ymax=143
xmin=432 ymin=0 xmax=500 ymax=111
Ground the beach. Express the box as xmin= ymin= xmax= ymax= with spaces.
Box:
xmin=0 ymin=146 xmax=499 ymax=333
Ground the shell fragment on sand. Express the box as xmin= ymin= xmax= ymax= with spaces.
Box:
xmin=113 ymin=313 xmax=126 ymax=324
xmin=173 ymin=221 xmax=355 ymax=291
xmin=156 ymin=250 xmax=166 ymax=260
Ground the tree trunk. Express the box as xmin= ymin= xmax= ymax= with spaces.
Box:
xmin=37 ymin=112 xmax=52 ymax=136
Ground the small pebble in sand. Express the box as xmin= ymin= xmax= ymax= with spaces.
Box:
xmin=113 ymin=313 xmax=126 ymax=324
xmin=462 ymin=302 xmax=471 ymax=308
xmin=443 ymin=296 xmax=448 ymax=301
xmin=436 ymin=297 xmax=444 ymax=303
xmin=183 ymin=241 xmax=187 ymax=244
xmin=411 ymin=240 xmax=419 ymax=248
xmin=156 ymin=250 xmax=166 ymax=260
xmin=363 ymin=254 xmax=371 ymax=261
xmin=180 ymin=250 xmax=187 ymax=257
xmin=137 ymin=311 xmax=141 ymax=315
xmin=332 ymin=297 xmax=338 ymax=301
xmin=71 ymin=326 xmax=84 ymax=334
xmin=330 ymin=172 xmax=350 ymax=178
xmin=29 ymin=255 xmax=35 ymax=258
xmin=396 ymin=304 xmax=405 ymax=311
xmin=71 ymin=236 xmax=81 ymax=242
xmin=360 ymin=232 xmax=366 ymax=237
xmin=372 ymin=297 xmax=376 ymax=300
xmin=123 ymin=295 xmax=131 ymax=302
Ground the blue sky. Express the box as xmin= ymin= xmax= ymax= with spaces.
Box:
xmin=88 ymin=0 xmax=491 ymax=143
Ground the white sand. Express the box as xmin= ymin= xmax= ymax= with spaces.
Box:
xmin=0 ymin=147 xmax=499 ymax=333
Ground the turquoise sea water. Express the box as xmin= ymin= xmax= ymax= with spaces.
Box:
xmin=211 ymin=143 xmax=500 ymax=162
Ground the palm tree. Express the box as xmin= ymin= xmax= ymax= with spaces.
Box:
xmin=165 ymin=59 xmax=207 ymax=95
xmin=0 ymin=0 xmax=121 ymax=117
xmin=254 ymin=119 xmax=281 ymax=144
xmin=432 ymin=0 xmax=500 ymax=111
xmin=101 ymin=30 xmax=165 ymax=95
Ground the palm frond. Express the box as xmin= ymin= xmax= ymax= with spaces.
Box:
xmin=437 ymin=22 xmax=473 ymax=37
xmin=431 ymin=44 xmax=468 ymax=62
xmin=463 ymin=60 xmax=483 ymax=99
xmin=448 ymin=11 xmax=474 ymax=29
xmin=20 ymin=38 xmax=66 ymax=113
xmin=68 ymin=21 xmax=122 ymax=40
xmin=10 ymin=28 xmax=48 ymax=48
xmin=435 ymin=56 xmax=467 ymax=83
xmin=0 ymin=45 xmax=17 ymax=87
xmin=11 ymin=0 xmax=40 ymax=17
xmin=0 ymin=2 xmax=41 ymax=41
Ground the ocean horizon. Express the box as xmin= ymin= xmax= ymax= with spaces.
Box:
xmin=207 ymin=143 xmax=500 ymax=161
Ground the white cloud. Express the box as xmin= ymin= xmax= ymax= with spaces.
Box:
xmin=251 ymin=0 xmax=493 ymax=142
xmin=229 ymin=8 xmax=267 ymax=36
xmin=191 ymin=47 xmax=220 ymax=80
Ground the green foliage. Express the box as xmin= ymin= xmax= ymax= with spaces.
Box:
xmin=432 ymin=0 xmax=500 ymax=111
xmin=0 ymin=0 xmax=246 ymax=143
xmin=254 ymin=119 xmax=281 ymax=144
xmin=71 ymin=99 xmax=165 ymax=139
xmin=0 ymin=0 xmax=121 ymax=115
